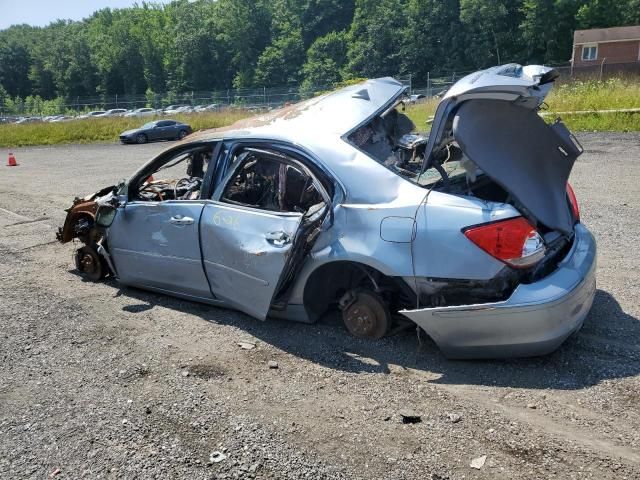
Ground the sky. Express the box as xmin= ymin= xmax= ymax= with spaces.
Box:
xmin=0 ymin=0 xmax=174 ymax=30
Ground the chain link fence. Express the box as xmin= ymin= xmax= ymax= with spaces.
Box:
xmin=2 ymin=62 xmax=638 ymax=122
xmin=1 ymin=77 xmax=418 ymax=121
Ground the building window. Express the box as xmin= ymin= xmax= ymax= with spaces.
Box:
xmin=582 ymin=44 xmax=597 ymax=61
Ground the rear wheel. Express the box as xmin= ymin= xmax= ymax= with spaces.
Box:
xmin=136 ymin=133 xmax=147 ymax=144
xmin=178 ymin=130 xmax=188 ymax=140
xmin=340 ymin=289 xmax=391 ymax=339
xmin=74 ymin=246 xmax=106 ymax=281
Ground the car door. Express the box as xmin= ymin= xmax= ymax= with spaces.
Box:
xmin=200 ymin=146 xmax=330 ymax=319
xmin=144 ymin=122 xmax=160 ymax=140
xmin=151 ymin=120 xmax=170 ymax=140
xmin=108 ymin=201 xmax=212 ymax=298
xmin=162 ymin=120 xmax=179 ymax=140
xmin=107 ymin=145 xmax=215 ymax=299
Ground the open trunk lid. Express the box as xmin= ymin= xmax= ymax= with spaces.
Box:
xmin=453 ymin=100 xmax=581 ymax=234
xmin=424 ymin=64 xmax=582 ymax=234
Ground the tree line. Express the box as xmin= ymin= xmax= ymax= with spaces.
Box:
xmin=1 ymin=0 xmax=639 ymax=102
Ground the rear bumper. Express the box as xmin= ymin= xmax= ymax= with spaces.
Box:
xmin=400 ymin=224 xmax=597 ymax=359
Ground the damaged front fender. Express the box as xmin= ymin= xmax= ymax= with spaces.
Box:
xmin=56 ymin=185 xmax=114 ymax=243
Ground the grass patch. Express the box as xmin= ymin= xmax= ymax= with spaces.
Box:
xmin=405 ymin=77 xmax=640 ymax=132
xmin=547 ymin=78 xmax=640 ymax=112
xmin=0 ymin=110 xmax=250 ymax=148
xmin=543 ymin=78 xmax=640 ymax=132
xmin=553 ymin=111 xmax=640 ymax=132
xmin=405 ymin=98 xmax=439 ymax=128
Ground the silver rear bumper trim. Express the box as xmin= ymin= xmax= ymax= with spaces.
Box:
xmin=400 ymin=224 xmax=597 ymax=359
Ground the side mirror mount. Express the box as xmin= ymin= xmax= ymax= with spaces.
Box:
xmin=95 ymin=185 xmax=126 ymax=228
xmin=95 ymin=204 xmax=117 ymax=227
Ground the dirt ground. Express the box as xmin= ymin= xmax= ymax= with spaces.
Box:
xmin=1 ymin=134 xmax=639 ymax=479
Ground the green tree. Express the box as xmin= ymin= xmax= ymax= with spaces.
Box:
xmin=24 ymin=25 xmax=58 ymax=99
xmin=401 ymin=0 xmax=466 ymax=78
xmin=163 ymin=0 xmax=225 ymax=92
xmin=0 ymin=84 xmax=9 ymax=114
xmin=130 ymin=4 xmax=169 ymax=94
xmin=254 ymin=31 xmax=305 ymax=86
xmin=625 ymin=0 xmax=640 ymax=24
xmin=6 ymin=0 xmax=636 ymax=102
xmin=45 ymin=21 xmax=98 ymax=97
xmin=460 ymin=0 xmax=524 ymax=68
xmin=301 ymin=30 xmax=347 ymax=90
xmin=87 ymin=8 xmax=146 ymax=95
xmin=0 ymin=40 xmax=32 ymax=97
xmin=300 ymin=0 xmax=356 ymax=48
xmin=344 ymin=0 xmax=408 ymax=79
xmin=575 ymin=0 xmax=626 ymax=28
xmin=254 ymin=0 xmax=306 ymax=86
xmin=520 ymin=0 xmax=581 ymax=64
xmin=215 ymin=0 xmax=272 ymax=88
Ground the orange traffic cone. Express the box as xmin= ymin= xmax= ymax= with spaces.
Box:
xmin=7 ymin=152 xmax=17 ymax=167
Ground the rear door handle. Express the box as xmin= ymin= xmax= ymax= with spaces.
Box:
xmin=169 ymin=215 xmax=194 ymax=225
xmin=265 ymin=231 xmax=291 ymax=247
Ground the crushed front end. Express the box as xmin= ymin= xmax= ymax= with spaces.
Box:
xmin=57 ymin=185 xmax=116 ymax=280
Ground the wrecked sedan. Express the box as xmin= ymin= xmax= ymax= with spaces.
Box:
xmin=58 ymin=64 xmax=596 ymax=359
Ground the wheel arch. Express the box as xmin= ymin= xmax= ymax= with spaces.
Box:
xmin=301 ymin=259 xmax=415 ymax=322
xmin=58 ymin=206 xmax=97 ymax=243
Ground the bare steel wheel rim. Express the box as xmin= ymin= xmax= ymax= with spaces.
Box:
xmin=80 ymin=252 xmax=97 ymax=274
xmin=75 ymin=246 xmax=104 ymax=281
xmin=342 ymin=290 xmax=391 ymax=339
xmin=345 ymin=302 xmax=377 ymax=337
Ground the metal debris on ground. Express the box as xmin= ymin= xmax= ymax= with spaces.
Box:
xmin=447 ymin=412 xmax=462 ymax=423
xmin=268 ymin=360 xmax=279 ymax=369
xmin=237 ymin=341 xmax=256 ymax=350
xmin=209 ymin=451 xmax=227 ymax=463
xmin=470 ymin=455 xmax=487 ymax=469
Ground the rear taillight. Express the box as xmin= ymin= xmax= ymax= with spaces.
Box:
xmin=566 ymin=182 xmax=580 ymax=222
xmin=463 ymin=217 xmax=546 ymax=269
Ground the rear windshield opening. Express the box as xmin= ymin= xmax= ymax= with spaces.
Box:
xmin=346 ymin=102 xmax=480 ymax=191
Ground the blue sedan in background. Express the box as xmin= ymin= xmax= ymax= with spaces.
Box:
xmin=120 ymin=119 xmax=192 ymax=144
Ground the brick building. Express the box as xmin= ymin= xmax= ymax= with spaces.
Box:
xmin=572 ymin=25 xmax=640 ymax=67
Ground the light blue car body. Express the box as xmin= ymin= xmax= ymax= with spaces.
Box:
xmin=93 ymin=64 xmax=596 ymax=359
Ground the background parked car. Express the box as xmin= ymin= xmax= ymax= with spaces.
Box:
xmin=195 ymin=103 xmax=219 ymax=112
xmin=78 ymin=110 xmax=106 ymax=119
xmin=50 ymin=115 xmax=73 ymax=122
xmin=119 ymin=119 xmax=192 ymax=144
xmin=163 ymin=105 xmax=188 ymax=115
xmin=101 ymin=108 xmax=128 ymax=117
xmin=124 ymin=107 xmax=158 ymax=118
xmin=14 ymin=116 xmax=42 ymax=124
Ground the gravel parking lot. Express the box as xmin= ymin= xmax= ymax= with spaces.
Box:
xmin=1 ymin=134 xmax=639 ymax=479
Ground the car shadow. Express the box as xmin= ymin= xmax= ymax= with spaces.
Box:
xmin=114 ymin=285 xmax=640 ymax=391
